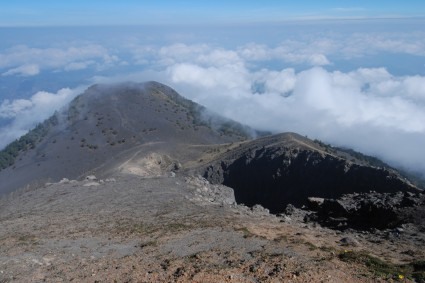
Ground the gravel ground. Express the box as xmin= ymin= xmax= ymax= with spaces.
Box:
xmin=0 ymin=172 xmax=423 ymax=282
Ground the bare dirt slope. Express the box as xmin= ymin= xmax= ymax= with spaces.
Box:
xmin=0 ymin=82 xmax=253 ymax=195
xmin=2 ymin=170 xmax=423 ymax=283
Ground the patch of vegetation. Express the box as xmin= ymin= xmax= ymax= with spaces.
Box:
xmin=336 ymin=145 xmax=425 ymax=188
xmin=148 ymin=82 xmax=272 ymax=139
xmin=304 ymin=241 xmax=318 ymax=251
xmin=17 ymin=234 xmax=39 ymax=246
xmin=115 ymin=222 xmax=158 ymax=236
xmin=313 ymin=139 xmax=334 ymax=151
xmin=139 ymin=240 xmax=158 ymax=248
xmin=217 ymin=121 xmax=251 ymax=138
xmin=288 ymin=237 xmax=318 ymax=251
xmin=335 ymin=147 xmax=390 ymax=168
xmin=312 ymin=138 xmax=391 ymax=168
xmin=319 ymin=246 xmax=335 ymax=253
xmin=314 ymin=137 xmax=425 ymax=188
xmin=166 ymin=222 xmax=192 ymax=232
xmin=273 ymin=235 xmax=288 ymax=243
xmin=338 ymin=250 xmax=425 ymax=281
xmin=411 ymin=261 xmax=425 ymax=282
xmin=235 ymin=227 xmax=254 ymax=238
xmin=0 ymin=114 xmax=58 ymax=170
xmin=86 ymin=144 xmax=98 ymax=150
xmin=396 ymin=168 xmax=425 ymax=190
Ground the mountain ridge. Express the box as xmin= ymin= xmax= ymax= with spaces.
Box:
xmin=0 ymin=81 xmax=257 ymax=195
xmin=197 ymin=132 xmax=419 ymax=212
xmin=0 ymin=81 xmax=421 ymax=201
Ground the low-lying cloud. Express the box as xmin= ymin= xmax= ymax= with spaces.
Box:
xmin=161 ymin=61 xmax=425 ymax=174
xmin=1 ymin=30 xmax=425 ymax=176
xmin=0 ymin=86 xmax=85 ymax=149
xmin=110 ymin=41 xmax=425 ymax=175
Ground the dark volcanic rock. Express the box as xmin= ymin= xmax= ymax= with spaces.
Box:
xmin=306 ymin=191 xmax=425 ymax=230
xmin=201 ymin=133 xmax=419 ymax=213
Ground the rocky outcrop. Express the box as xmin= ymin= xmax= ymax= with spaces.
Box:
xmin=305 ymin=191 xmax=425 ymax=230
xmin=185 ymin=176 xmax=236 ymax=206
xmin=201 ymin=133 xmax=419 ymax=213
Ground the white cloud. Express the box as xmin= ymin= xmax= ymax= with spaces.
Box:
xmin=260 ymin=68 xmax=296 ymax=95
xmin=2 ymin=64 xmax=40 ymax=76
xmin=154 ymin=43 xmax=245 ymax=68
xmin=0 ymin=44 xmax=118 ymax=75
xmin=0 ymin=86 xmax=86 ymax=149
xmin=127 ymin=45 xmax=425 ymax=174
xmin=64 ymin=60 xmax=95 ymax=71
xmin=237 ymin=43 xmax=270 ymax=61
xmin=309 ymin=54 xmax=331 ymax=66
xmin=236 ymin=42 xmax=331 ymax=66
xmin=0 ymin=99 xmax=33 ymax=118
xmin=334 ymin=33 xmax=425 ymax=58
xmin=168 ymin=63 xmax=249 ymax=91
xmin=233 ymin=31 xmax=425 ymax=64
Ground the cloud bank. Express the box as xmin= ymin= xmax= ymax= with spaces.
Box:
xmin=118 ymin=42 xmax=425 ymax=175
xmin=0 ymin=86 xmax=86 ymax=149
xmin=1 ymin=25 xmax=425 ymax=176
xmin=166 ymin=64 xmax=425 ymax=174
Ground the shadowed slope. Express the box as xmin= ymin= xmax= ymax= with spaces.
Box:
xmin=199 ymin=133 xmax=419 ymax=213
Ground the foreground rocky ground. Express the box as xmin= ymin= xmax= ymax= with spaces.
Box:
xmin=1 ymin=171 xmax=424 ymax=282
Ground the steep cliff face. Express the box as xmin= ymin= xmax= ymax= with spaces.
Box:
xmin=201 ymin=133 xmax=418 ymax=213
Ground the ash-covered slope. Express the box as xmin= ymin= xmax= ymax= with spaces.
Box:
xmin=0 ymin=81 xmax=255 ymax=195
xmin=0 ymin=81 xmax=420 ymax=210
xmin=199 ymin=133 xmax=419 ymax=213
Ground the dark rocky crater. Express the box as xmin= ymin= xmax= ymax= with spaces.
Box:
xmin=304 ymin=191 xmax=425 ymax=231
xmin=200 ymin=133 xmax=420 ymax=214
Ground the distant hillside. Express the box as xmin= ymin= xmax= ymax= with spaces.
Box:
xmin=0 ymin=81 xmax=260 ymax=195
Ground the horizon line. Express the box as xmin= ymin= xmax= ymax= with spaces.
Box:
xmin=1 ymin=16 xmax=424 ymax=28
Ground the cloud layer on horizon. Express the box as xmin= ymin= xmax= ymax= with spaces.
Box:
xmin=0 ymin=44 xmax=119 ymax=76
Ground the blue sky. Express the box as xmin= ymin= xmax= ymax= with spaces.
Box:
xmin=1 ymin=0 xmax=425 ymax=26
